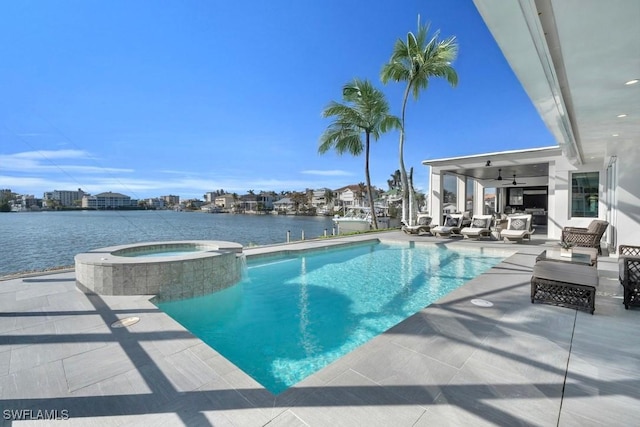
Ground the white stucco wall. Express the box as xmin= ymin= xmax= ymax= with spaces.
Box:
xmin=548 ymin=156 xmax=607 ymax=240
xmin=612 ymin=141 xmax=640 ymax=251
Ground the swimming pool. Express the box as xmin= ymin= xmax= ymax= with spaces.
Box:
xmin=156 ymin=241 xmax=506 ymax=394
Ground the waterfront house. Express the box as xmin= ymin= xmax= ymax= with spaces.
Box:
xmin=424 ymin=1 xmax=639 ymax=252
xmin=237 ymin=192 xmax=274 ymax=213
xmin=273 ymin=197 xmax=295 ymax=214
xmin=214 ymin=194 xmax=235 ymax=210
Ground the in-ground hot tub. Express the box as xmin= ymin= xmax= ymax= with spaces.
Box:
xmin=75 ymin=240 xmax=244 ymax=301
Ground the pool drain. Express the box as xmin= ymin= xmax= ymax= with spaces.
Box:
xmin=470 ymin=299 xmax=493 ymax=307
xmin=111 ymin=317 xmax=140 ymax=328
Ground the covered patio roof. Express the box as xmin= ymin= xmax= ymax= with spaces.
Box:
xmin=422 ymin=146 xmax=562 ymax=186
xmin=472 ymin=0 xmax=639 ymax=165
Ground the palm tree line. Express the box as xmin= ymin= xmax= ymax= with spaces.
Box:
xmin=320 ymin=16 xmax=458 ymax=228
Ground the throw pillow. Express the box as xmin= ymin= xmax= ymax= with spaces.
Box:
xmin=509 ymin=218 xmax=526 ymax=231
xmin=446 ymin=217 xmax=459 ymax=227
xmin=418 ymin=216 xmax=431 ymax=226
xmin=472 ymin=218 xmax=488 ymax=228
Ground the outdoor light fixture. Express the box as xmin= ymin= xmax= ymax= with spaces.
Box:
xmin=485 ymin=160 xmax=491 ymax=167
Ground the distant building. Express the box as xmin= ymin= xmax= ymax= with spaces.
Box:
xmin=145 ymin=198 xmax=165 ymax=209
xmin=204 ymin=192 xmax=216 ymax=203
xmin=273 ymin=197 xmax=295 ymax=212
xmin=214 ymin=194 xmax=235 ymax=209
xmin=238 ymin=192 xmax=274 ymax=212
xmin=44 ymin=188 xmax=87 ymax=207
xmin=162 ymin=195 xmax=180 ymax=206
xmin=334 ymin=184 xmax=378 ymax=208
xmin=182 ymin=199 xmax=204 ymax=209
xmin=82 ymin=192 xmax=138 ymax=209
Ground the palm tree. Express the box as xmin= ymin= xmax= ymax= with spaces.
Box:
xmin=319 ymin=78 xmax=400 ymax=229
xmin=323 ymin=188 xmax=334 ymax=212
xmin=381 ymin=16 xmax=458 ymax=225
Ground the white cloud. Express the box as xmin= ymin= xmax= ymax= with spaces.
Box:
xmin=10 ymin=149 xmax=89 ymax=159
xmin=0 ymin=150 xmax=133 ymax=174
xmin=300 ymin=169 xmax=353 ymax=176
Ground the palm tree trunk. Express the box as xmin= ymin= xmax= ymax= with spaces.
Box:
xmin=365 ymin=133 xmax=378 ymax=229
xmin=399 ymin=84 xmax=411 ymax=224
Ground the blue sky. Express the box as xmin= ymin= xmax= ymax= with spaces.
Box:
xmin=0 ymin=0 xmax=555 ymax=200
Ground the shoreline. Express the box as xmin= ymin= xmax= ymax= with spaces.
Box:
xmin=0 ymin=265 xmax=75 ymax=281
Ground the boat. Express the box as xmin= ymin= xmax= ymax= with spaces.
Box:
xmin=332 ymin=207 xmax=395 ymax=234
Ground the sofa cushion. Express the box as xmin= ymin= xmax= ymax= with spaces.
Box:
xmin=533 ymin=261 xmax=598 ymax=287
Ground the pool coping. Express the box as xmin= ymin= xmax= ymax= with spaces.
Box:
xmin=0 ymin=231 xmax=636 ymax=426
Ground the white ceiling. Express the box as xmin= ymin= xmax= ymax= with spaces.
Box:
xmin=473 ymin=0 xmax=640 ymax=165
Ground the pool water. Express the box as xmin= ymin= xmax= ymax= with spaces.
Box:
xmin=156 ymin=242 xmax=505 ymax=394
xmin=121 ymin=248 xmax=200 ymax=258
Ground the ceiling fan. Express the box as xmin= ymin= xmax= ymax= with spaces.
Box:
xmin=492 ymin=168 xmax=503 ymax=181
xmin=503 ymin=174 xmax=527 ymax=186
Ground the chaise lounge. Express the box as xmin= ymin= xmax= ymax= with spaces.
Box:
xmin=500 ymin=214 xmax=534 ymax=243
xmin=431 ymin=214 xmax=464 ymax=238
xmin=401 ymin=214 xmax=432 ymax=235
xmin=618 ymin=244 xmax=640 ymax=309
xmin=460 ymin=214 xmax=493 ymax=240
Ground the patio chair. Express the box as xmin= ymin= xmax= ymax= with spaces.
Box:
xmin=561 ymin=219 xmax=609 ymax=254
xmin=431 ymin=213 xmax=464 ymax=238
xmin=500 ymin=214 xmax=534 ymax=243
xmin=618 ymin=244 xmax=640 ymax=309
xmin=401 ymin=214 xmax=432 ymax=235
xmin=460 ymin=214 xmax=493 ymax=240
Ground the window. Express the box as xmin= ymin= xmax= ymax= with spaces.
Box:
xmin=466 ymin=177 xmax=474 ymax=213
xmin=442 ymin=174 xmax=457 ymax=205
xmin=483 ymin=187 xmax=496 ymax=215
xmin=509 ymin=188 xmax=523 ymax=206
xmin=571 ymin=172 xmax=599 ymax=217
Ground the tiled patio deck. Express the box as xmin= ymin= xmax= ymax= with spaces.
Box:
xmin=1 ymin=231 xmax=638 ymax=426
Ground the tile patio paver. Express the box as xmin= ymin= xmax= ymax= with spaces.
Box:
xmin=0 ymin=232 xmax=639 ymax=426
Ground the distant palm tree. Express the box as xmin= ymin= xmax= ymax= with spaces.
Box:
xmin=323 ymin=188 xmax=334 ymax=210
xmin=381 ymin=16 xmax=458 ymax=224
xmin=319 ymin=79 xmax=400 ymax=229
xmin=390 ymin=169 xmax=401 ymax=190
xmin=357 ymin=182 xmax=367 ymax=207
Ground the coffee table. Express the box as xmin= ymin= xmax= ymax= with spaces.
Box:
xmin=536 ymin=248 xmax=593 ymax=266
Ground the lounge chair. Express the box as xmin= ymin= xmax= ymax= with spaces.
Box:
xmin=431 ymin=213 xmax=464 ymax=238
xmin=460 ymin=214 xmax=493 ymax=240
xmin=618 ymin=245 xmax=640 ymax=309
xmin=562 ymin=219 xmax=609 ymax=254
xmin=500 ymin=214 xmax=534 ymax=243
xmin=401 ymin=214 xmax=432 ymax=235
